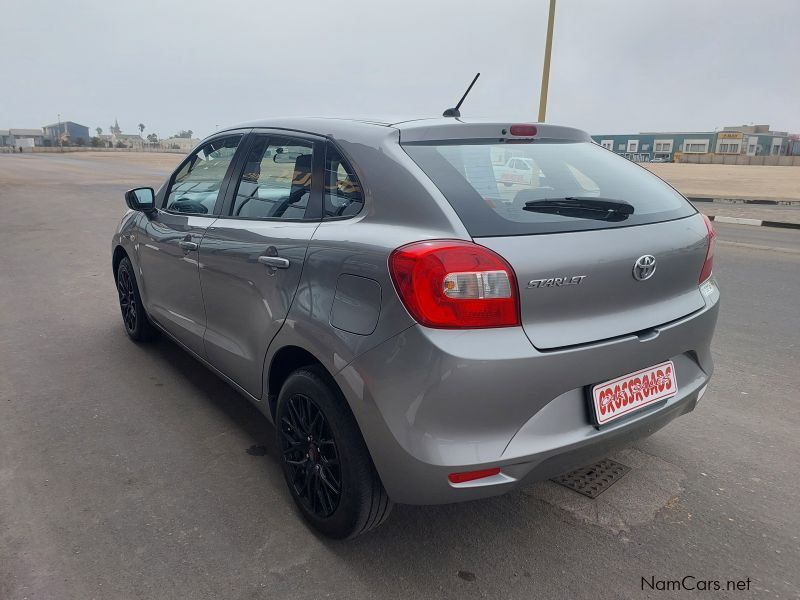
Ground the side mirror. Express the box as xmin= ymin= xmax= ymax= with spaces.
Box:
xmin=124 ymin=187 xmax=155 ymax=212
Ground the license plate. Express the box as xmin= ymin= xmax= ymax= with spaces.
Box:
xmin=591 ymin=360 xmax=677 ymax=425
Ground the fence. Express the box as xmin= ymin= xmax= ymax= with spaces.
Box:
xmin=0 ymin=146 xmax=188 ymax=154
xmin=679 ymin=153 xmax=800 ymax=166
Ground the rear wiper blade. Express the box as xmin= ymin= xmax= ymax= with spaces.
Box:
xmin=524 ymin=197 xmax=634 ymax=214
xmin=523 ymin=197 xmax=634 ymax=221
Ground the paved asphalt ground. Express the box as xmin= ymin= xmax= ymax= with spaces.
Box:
xmin=1 ymin=153 xmax=798 ymax=599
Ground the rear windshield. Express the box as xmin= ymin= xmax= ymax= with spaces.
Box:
xmin=402 ymin=141 xmax=696 ymax=236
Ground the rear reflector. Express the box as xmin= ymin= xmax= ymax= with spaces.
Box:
xmin=509 ymin=124 xmax=538 ymax=137
xmin=699 ymin=214 xmax=716 ymax=284
xmin=448 ymin=468 xmax=501 ymax=484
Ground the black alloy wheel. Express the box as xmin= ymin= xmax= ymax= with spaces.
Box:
xmin=115 ymin=256 xmax=155 ymax=342
xmin=117 ymin=266 xmax=137 ymax=334
xmin=280 ymin=393 xmax=342 ymax=518
xmin=275 ymin=367 xmax=392 ymax=538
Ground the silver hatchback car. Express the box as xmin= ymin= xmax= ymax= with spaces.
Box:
xmin=112 ymin=118 xmax=719 ymax=538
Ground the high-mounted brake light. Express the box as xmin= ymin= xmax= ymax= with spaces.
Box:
xmin=509 ymin=124 xmax=538 ymax=137
xmin=448 ymin=468 xmax=501 ymax=484
xmin=389 ymin=240 xmax=520 ymax=329
xmin=699 ymin=214 xmax=716 ymax=284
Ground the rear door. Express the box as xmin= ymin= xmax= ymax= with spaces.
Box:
xmin=139 ymin=134 xmax=244 ymax=355
xmin=199 ymin=132 xmax=323 ymax=397
xmin=402 ymin=136 xmax=708 ymax=350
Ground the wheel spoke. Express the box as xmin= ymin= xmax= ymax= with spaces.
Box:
xmin=280 ymin=418 xmax=303 ymax=444
xmin=282 ymin=440 xmax=304 ymax=454
xmin=320 ymin=455 xmax=338 ymax=467
xmin=288 ymin=401 xmax=306 ymax=436
xmin=291 ymin=466 xmax=305 ymax=496
xmin=309 ymin=410 xmax=322 ymax=438
xmin=315 ymin=472 xmax=330 ymax=514
xmin=319 ymin=465 xmax=340 ymax=494
xmin=322 ymin=476 xmax=336 ymax=512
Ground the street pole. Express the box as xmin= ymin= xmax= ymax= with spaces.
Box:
xmin=538 ymin=0 xmax=556 ymax=122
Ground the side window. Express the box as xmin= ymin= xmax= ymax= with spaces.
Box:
xmin=231 ymin=136 xmax=313 ymax=220
xmin=324 ymin=145 xmax=363 ymax=218
xmin=165 ymin=136 xmax=241 ymax=214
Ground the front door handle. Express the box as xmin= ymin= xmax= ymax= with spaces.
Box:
xmin=178 ymin=240 xmax=198 ymax=251
xmin=258 ymin=255 xmax=290 ymax=269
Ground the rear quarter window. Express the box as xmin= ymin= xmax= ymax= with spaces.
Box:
xmin=324 ymin=145 xmax=364 ymax=219
xmin=402 ymin=141 xmax=696 ymax=236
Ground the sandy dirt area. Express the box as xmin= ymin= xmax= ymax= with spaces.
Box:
xmin=3 ymin=151 xmax=799 ymax=202
xmin=644 ymin=163 xmax=800 ymax=201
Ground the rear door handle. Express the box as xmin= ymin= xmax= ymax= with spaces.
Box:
xmin=258 ymin=255 xmax=290 ymax=269
xmin=179 ymin=240 xmax=198 ymax=251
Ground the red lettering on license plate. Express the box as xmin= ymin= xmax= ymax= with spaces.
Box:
xmin=592 ymin=361 xmax=677 ymax=425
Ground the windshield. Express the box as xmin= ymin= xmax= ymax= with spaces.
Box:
xmin=402 ymin=141 xmax=696 ymax=236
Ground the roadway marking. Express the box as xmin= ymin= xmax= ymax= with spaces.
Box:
xmin=716 ymin=239 xmax=800 ymax=255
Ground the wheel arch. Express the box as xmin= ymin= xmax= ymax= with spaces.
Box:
xmin=112 ymin=245 xmax=128 ymax=278
xmin=267 ymin=345 xmax=334 ymax=418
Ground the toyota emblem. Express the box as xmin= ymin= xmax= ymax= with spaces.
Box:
xmin=633 ymin=255 xmax=657 ymax=281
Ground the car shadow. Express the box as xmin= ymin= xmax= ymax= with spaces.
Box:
xmin=132 ymin=331 xmax=620 ymax=596
xmin=145 ymin=334 xmax=279 ymax=456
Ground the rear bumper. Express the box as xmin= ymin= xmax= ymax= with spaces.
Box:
xmin=335 ymin=280 xmax=719 ymax=505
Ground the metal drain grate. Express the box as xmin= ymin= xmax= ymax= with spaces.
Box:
xmin=551 ymin=458 xmax=631 ymax=498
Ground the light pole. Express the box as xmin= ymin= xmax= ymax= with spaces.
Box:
xmin=57 ymin=112 xmax=62 ymax=151
xmin=538 ymin=0 xmax=557 ymax=122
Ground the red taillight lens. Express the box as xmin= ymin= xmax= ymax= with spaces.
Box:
xmin=509 ymin=124 xmax=538 ymax=137
xmin=448 ymin=468 xmax=501 ymax=484
xmin=389 ymin=240 xmax=520 ymax=329
xmin=699 ymin=214 xmax=716 ymax=284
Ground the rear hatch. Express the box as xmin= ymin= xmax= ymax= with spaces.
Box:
xmin=477 ymin=218 xmax=708 ymax=348
xmin=401 ymin=123 xmax=708 ymax=349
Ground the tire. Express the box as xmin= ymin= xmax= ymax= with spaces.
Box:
xmin=276 ymin=366 xmax=392 ymax=538
xmin=116 ymin=256 xmax=156 ymax=342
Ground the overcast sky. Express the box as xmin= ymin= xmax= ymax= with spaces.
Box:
xmin=2 ymin=0 xmax=798 ymax=138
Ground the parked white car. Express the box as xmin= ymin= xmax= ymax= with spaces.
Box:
xmin=494 ymin=157 xmax=539 ymax=186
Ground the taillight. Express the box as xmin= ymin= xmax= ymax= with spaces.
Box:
xmin=389 ymin=240 xmax=520 ymax=329
xmin=699 ymin=214 xmax=716 ymax=284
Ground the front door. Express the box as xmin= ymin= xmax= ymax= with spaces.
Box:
xmin=200 ymin=133 xmax=323 ymax=397
xmin=138 ymin=134 xmax=244 ymax=356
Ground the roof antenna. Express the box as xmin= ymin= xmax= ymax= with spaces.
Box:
xmin=442 ymin=73 xmax=480 ymax=118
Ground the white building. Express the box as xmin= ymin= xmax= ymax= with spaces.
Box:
xmin=1 ymin=128 xmax=45 ymax=150
xmin=161 ymin=136 xmax=200 ymax=151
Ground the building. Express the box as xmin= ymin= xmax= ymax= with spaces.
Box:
xmin=784 ymin=134 xmax=800 ymax=156
xmin=161 ymin=136 xmax=200 ymax=151
xmin=592 ymin=124 xmax=791 ymax=162
xmin=1 ymin=128 xmax=45 ymax=149
xmin=42 ymin=121 xmax=90 ymax=146
xmin=98 ymin=119 xmax=145 ymax=148
xmin=112 ymin=133 xmax=144 ymax=149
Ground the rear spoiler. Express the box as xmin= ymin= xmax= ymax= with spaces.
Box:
xmin=395 ymin=119 xmax=592 ymax=144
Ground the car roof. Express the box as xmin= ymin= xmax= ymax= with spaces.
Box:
xmin=217 ymin=117 xmax=590 ymax=145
